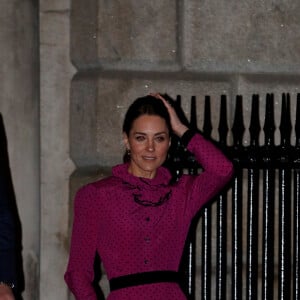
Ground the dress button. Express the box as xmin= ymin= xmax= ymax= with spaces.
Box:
xmin=144 ymin=259 xmax=149 ymax=264
xmin=144 ymin=237 xmax=151 ymax=243
xmin=145 ymin=217 xmax=150 ymax=222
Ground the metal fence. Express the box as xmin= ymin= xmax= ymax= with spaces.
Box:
xmin=170 ymin=93 xmax=300 ymax=300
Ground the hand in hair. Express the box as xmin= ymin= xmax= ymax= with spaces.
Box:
xmin=150 ymin=93 xmax=189 ymax=137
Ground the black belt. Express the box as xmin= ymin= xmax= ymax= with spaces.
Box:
xmin=109 ymin=270 xmax=180 ymax=291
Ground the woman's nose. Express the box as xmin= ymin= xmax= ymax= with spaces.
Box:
xmin=147 ymin=140 xmax=154 ymax=151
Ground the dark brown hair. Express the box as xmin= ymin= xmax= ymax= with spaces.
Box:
xmin=122 ymin=95 xmax=172 ymax=136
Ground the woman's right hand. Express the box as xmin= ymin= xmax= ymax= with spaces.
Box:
xmin=150 ymin=93 xmax=189 ymax=137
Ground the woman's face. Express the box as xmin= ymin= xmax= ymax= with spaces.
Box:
xmin=123 ymin=114 xmax=171 ymax=179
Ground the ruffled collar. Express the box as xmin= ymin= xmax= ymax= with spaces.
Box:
xmin=112 ymin=163 xmax=172 ymax=187
xmin=112 ymin=163 xmax=172 ymax=207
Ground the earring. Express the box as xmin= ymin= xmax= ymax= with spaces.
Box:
xmin=123 ymin=148 xmax=131 ymax=163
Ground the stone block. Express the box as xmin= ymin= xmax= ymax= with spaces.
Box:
xmin=71 ymin=0 xmax=178 ymax=68
xmin=40 ymin=0 xmax=69 ymax=11
xmin=70 ymin=0 xmax=98 ymax=67
xmin=184 ymin=0 xmax=300 ymax=73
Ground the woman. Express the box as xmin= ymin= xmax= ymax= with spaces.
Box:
xmin=64 ymin=94 xmax=233 ymax=299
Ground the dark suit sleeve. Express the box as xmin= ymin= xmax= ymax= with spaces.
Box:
xmin=0 ymin=113 xmax=18 ymax=289
xmin=0 ymin=182 xmax=17 ymax=286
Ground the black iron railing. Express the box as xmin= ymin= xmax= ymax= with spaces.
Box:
xmin=170 ymin=93 xmax=300 ymax=300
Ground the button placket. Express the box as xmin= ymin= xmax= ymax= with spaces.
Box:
xmin=144 ymin=236 xmax=151 ymax=243
xmin=143 ymin=216 xmax=152 ymax=265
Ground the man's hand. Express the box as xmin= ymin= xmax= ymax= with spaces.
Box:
xmin=0 ymin=284 xmax=15 ymax=300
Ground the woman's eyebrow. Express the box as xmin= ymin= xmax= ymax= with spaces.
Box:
xmin=133 ymin=131 xmax=168 ymax=135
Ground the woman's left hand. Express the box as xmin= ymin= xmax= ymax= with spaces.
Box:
xmin=150 ymin=93 xmax=189 ymax=137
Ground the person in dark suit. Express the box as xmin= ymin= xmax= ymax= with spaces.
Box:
xmin=0 ymin=197 xmax=16 ymax=299
xmin=0 ymin=113 xmax=23 ymax=300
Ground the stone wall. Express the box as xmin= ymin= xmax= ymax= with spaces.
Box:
xmin=40 ymin=1 xmax=76 ymax=299
xmin=1 ymin=0 xmax=300 ymax=299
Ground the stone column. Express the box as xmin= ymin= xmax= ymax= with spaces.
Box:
xmin=39 ymin=1 xmax=75 ymax=299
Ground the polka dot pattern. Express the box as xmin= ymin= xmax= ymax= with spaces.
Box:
xmin=64 ymin=133 xmax=233 ymax=300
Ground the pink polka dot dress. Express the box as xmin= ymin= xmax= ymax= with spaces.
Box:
xmin=64 ymin=133 xmax=233 ymax=299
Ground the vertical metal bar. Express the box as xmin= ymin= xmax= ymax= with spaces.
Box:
xmin=278 ymin=168 xmax=291 ymax=299
xmin=246 ymin=94 xmax=260 ymax=300
xmin=176 ymin=95 xmax=196 ymax=299
xmin=278 ymin=93 xmax=292 ymax=299
xmin=216 ymin=95 xmax=229 ymax=300
xmin=186 ymin=229 xmax=196 ymax=300
xmin=201 ymin=208 xmax=211 ymax=300
xmin=216 ymin=193 xmax=227 ymax=300
xmin=190 ymin=96 xmax=197 ymax=130
xmin=231 ymin=172 xmax=243 ymax=300
xmin=179 ymin=228 xmax=195 ymax=300
xmin=201 ymin=95 xmax=213 ymax=300
xmin=231 ymin=95 xmax=245 ymax=300
xmin=293 ymin=93 xmax=300 ymax=300
xmin=185 ymin=95 xmax=199 ymax=300
xmin=261 ymin=94 xmax=276 ymax=300
xmin=294 ymin=169 xmax=300 ymax=300
xmin=262 ymin=168 xmax=275 ymax=300
xmin=246 ymin=168 xmax=259 ymax=299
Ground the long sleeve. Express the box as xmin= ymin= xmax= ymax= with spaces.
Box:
xmin=64 ymin=185 xmax=100 ymax=300
xmin=0 ymin=206 xmax=17 ymax=286
xmin=0 ymin=113 xmax=17 ymax=288
xmin=182 ymin=132 xmax=234 ymax=218
xmin=0 ymin=171 xmax=17 ymax=289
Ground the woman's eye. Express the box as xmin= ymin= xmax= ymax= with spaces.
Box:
xmin=155 ymin=136 xmax=166 ymax=142
xmin=135 ymin=135 xmax=145 ymax=142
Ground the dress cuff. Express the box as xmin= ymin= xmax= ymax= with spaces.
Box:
xmin=180 ymin=129 xmax=196 ymax=147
